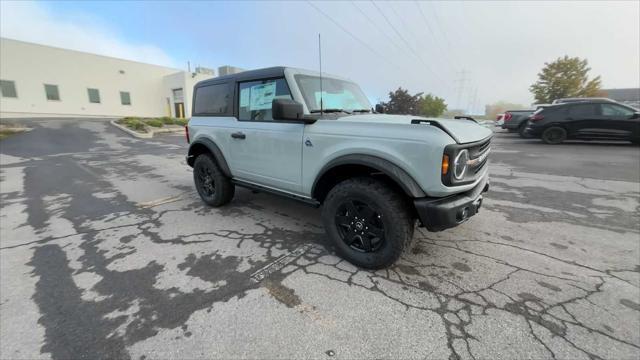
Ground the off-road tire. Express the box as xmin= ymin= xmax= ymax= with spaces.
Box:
xmin=321 ymin=177 xmax=414 ymax=269
xmin=541 ymin=126 xmax=567 ymax=145
xmin=193 ymin=154 xmax=235 ymax=207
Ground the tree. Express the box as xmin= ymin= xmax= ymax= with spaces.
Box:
xmin=380 ymin=87 xmax=423 ymax=115
xmin=530 ymin=56 xmax=602 ymax=104
xmin=419 ymin=94 xmax=447 ymax=117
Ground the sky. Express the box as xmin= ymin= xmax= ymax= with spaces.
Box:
xmin=1 ymin=0 xmax=639 ymax=114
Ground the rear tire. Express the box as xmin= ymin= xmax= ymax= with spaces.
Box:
xmin=518 ymin=122 xmax=530 ymax=138
xmin=541 ymin=126 xmax=567 ymax=144
xmin=321 ymin=177 xmax=414 ymax=269
xmin=193 ymin=154 xmax=235 ymax=207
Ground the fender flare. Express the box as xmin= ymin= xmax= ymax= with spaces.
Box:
xmin=187 ymin=138 xmax=232 ymax=178
xmin=312 ymin=154 xmax=426 ymax=198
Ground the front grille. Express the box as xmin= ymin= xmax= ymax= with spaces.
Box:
xmin=468 ymin=138 xmax=491 ymax=174
xmin=469 ymin=138 xmax=491 ymax=158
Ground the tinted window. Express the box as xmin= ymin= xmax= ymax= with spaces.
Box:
xmin=0 ymin=80 xmax=17 ymax=98
xmin=568 ymin=104 xmax=596 ymax=117
xmin=238 ymin=78 xmax=292 ymax=121
xmin=120 ymin=91 xmax=131 ymax=105
xmin=601 ymin=104 xmax=635 ymax=117
xmin=194 ymin=83 xmax=231 ymax=115
xmin=88 ymin=88 xmax=101 ymax=103
xmin=44 ymin=84 xmax=60 ymax=101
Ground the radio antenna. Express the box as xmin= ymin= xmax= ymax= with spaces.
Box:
xmin=318 ymin=33 xmax=323 ymax=115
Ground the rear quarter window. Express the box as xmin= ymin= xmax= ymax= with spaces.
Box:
xmin=193 ymin=83 xmax=232 ymax=116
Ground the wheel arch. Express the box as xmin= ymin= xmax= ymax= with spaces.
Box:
xmin=187 ymin=138 xmax=232 ymax=177
xmin=311 ymin=154 xmax=426 ymax=202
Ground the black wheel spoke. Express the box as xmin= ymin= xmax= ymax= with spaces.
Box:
xmin=335 ymin=215 xmax=351 ymax=227
xmin=367 ymin=225 xmax=384 ymax=239
xmin=361 ymin=236 xmax=372 ymax=251
xmin=359 ymin=206 xmax=375 ymax=222
xmin=344 ymin=232 xmax=357 ymax=245
xmin=345 ymin=201 xmax=358 ymax=217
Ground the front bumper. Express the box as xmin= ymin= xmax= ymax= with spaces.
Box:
xmin=523 ymin=124 xmax=544 ymax=137
xmin=414 ymin=175 xmax=489 ymax=232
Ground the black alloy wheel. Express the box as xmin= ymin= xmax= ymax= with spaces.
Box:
xmin=196 ymin=165 xmax=216 ymax=198
xmin=193 ymin=153 xmax=235 ymax=207
xmin=542 ymin=126 xmax=567 ymax=144
xmin=334 ymin=199 xmax=385 ymax=252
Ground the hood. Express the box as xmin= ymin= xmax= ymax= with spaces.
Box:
xmin=335 ymin=114 xmax=493 ymax=144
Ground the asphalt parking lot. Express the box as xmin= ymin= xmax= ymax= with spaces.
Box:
xmin=1 ymin=119 xmax=639 ymax=359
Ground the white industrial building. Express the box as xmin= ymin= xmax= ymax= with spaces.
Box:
xmin=0 ymin=38 xmax=242 ymax=119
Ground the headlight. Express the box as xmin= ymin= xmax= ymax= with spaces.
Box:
xmin=453 ymin=149 xmax=469 ymax=180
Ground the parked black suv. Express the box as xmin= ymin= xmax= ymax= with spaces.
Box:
xmin=523 ymin=101 xmax=639 ymax=144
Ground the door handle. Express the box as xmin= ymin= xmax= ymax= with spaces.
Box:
xmin=231 ymin=132 xmax=246 ymax=139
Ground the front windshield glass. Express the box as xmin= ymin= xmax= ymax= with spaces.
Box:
xmin=294 ymin=74 xmax=371 ymax=112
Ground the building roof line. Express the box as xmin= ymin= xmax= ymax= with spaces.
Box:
xmin=0 ymin=37 xmax=184 ymax=72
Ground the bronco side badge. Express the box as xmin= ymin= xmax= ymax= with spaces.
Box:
xmin=305 ymin=137 xmax=313 ymax=147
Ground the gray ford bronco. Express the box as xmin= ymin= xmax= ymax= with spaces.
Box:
xmin=186 ymin=67 xmax=491 ymax=269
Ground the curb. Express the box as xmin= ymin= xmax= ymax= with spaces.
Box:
xmin=110 ymin=120 xmax=184 ymax=139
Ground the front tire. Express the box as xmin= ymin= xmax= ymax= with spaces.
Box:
xmin=541 ymin=126 xmax=567 ymax=144
xmin=321 ymin=177 xmax=414 ymax=269
xmin=193 ymin=154 xmax=235 ymax=207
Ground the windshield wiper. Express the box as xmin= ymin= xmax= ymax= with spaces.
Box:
xmin=310 ymin=108 xmax=352 ymax=114
xmin=351 ymin=109 xmax=371 ymax=113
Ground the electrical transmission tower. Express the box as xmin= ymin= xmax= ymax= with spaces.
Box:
xmin=454 ymin=69 xmax=469 ymax=111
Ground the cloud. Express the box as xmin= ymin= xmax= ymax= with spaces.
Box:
xmin=0 ymin=1 xmax=178 ymax=68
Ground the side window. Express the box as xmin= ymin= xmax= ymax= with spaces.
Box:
xmin=601 ymin=104 xmax=635 ymax=117
xmin=193 ymin=83 xmax=231 ymax=116
xmin=238 ymin=78 xmax=292 ymax=121
xmin=568 ymin=104 xmax=596 ymax=117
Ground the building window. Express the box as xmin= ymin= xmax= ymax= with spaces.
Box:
xmin=0 ymin=80 xmax=17 ymax=98
xmin=120 ymin=91 xmax=131 ymax=105
xmin=172 ymin=88 xmax=184 ymax=103
xmin=88 ymin=88 xmax=101 ymax=103
xmin=44 ymin=84 xmax=60 ymax=101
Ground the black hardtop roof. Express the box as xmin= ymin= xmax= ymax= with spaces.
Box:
xmin=196 ymin=66 xmax=286 ymax=87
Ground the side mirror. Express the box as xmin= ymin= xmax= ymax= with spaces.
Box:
xmin=631 ymin=112 xmax=640 ymax=119
xmin=273 ymin=99 xmax=304 ymax=120
xmin=375 ymin=104 xmax=385 ymax=113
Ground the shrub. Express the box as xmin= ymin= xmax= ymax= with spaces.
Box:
xmin=144 ymin=119 xmax=163 ymax=128
xmin=173 ymin=118 xmax=188 ymax=126
xmin=159 ymin=116 xmax=175 ymax=125
xmin=118 ymin=117 xmax=147 ymax=132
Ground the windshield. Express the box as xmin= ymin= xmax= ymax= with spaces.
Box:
xmin=294 ymin=74 xmax=371 ymax=113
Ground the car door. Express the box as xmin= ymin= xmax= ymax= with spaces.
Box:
xmin=565 ymin=103 xmax=599 ymax=138
xmin=227 ymin=77 xmax=305 ymax=194
xmin=598 ymin=103 xmax=639 ymax=139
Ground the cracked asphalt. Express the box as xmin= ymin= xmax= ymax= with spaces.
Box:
xmin=1 ymin=119 xmax=639 ymax=359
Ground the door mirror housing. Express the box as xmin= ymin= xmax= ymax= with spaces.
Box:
xmin=272 ymin=99 xmax=316 ymax=124
xmin=375 ymin=104 xmax=385 ymax=113
xmin=631 ymin=112 xmax=640 ymax=119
